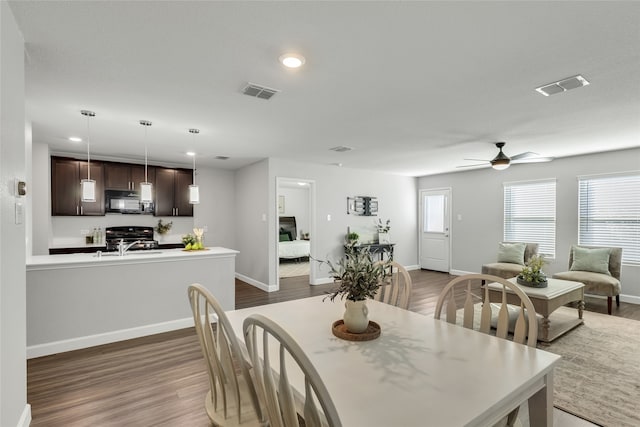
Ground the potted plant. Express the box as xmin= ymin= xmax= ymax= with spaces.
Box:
xmin=517 ymin=254 xmax=548 ymax=288
xmin=155 ymin=219 xmax=172 ymax=240
xmin=323 ymin=248 xmax=390 ymax=333
xmin=377 ymin=218 xmax=391 ymax=244
xmin=346 ymin=231 xmax=359 ymax=246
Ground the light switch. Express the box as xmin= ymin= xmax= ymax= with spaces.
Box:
xmin=15 ymin=202 xmax=24 ymax=225
xmin=261 ymin=214 xmax=267 ymax=222
xmin=327 ymin=214 xmax=331 ymax=221
xmin=457 ymin=214 xmax=462 ymax=221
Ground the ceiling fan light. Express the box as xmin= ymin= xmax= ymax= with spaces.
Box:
xmin=492 ymin=159 xmax=510 ymax=170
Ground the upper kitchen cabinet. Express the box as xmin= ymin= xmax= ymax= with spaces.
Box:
xmin=155 ymin=167 xmax=193 ymax=217
xmin=51 ymin=156 xmax=105 ymax=216
xmin=104 ymin=162 xmax=155 ymax=191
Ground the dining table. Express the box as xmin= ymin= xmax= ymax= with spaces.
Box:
xmin=225 ymin=295 xmax=560 ymax=427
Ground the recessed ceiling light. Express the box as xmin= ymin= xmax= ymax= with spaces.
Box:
xmin=186 ymin=151 xmax=196 ymax=157
xmin=279 ymin=53 xmax=305 ymax=69
xmin=69 ymin=137 xmax=82 ymax=142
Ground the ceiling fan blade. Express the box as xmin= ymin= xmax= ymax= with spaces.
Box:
xmin=463 ymin=158 xmax=490 ymax=162
xmin=456 ymin=163 xmax=488 ymax=168
xmin=510 ymin=151 xmax=540 ymax=161
xmin=512 ymin=156 xmax=554 ymax=164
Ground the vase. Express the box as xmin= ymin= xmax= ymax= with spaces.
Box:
xmin=343 ymin=300 xmax=369 ymax=333
xmin=517 ymin=275 xmax=548 ymax=288
xmin=378 ymin=232 xmax=390 ymax=244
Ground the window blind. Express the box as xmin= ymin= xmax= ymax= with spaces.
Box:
xmin=578 ymin=173 xmax=640 ymax=265
xmin=504 ymin=179 xmax=556 ymax=258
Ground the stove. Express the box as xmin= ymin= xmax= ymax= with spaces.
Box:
xmin=105 ymin=226 xmax=159 ymax=252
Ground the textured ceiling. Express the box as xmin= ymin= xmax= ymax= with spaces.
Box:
xmin=9 ymin=1 xmax=640 ymax=176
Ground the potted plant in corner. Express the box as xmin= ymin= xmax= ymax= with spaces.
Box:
xmin=517 ymin=254 xmax=548 ymax=288
xmin=323 ymin=248 xmax=390 ymax=333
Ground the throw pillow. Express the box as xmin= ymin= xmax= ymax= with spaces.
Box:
xmin=570 ymin=246 xmax=611 ymax=275
xmin=497 ymin=242 xmax=527 ymax=265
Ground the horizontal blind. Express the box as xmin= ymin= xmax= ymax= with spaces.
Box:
xmin=504 ymin=179 xmax=556 ymax=258
xmin=578 ymin=173 xmax=640 ymax=265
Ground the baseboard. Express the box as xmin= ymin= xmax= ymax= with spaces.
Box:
xmin=619 ymin=294 xmax=639 ymax=305
xmin=27 ymin=316 xmax=196 ymax=359
xmin=312 ymin=277 xmax=334 ymax=285
xmin=404 ymin=264 xmax=421 ymax=271
xmin=235 ymin=273 xmax=277 ymax=292
xmin=449 ymin=269 xmax=477 ymax=276
xmin=17 ymin=404 xmax=31 ymax=427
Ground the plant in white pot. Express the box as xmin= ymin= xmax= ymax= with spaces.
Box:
xmin=323 ymin=248 xmax=390 ymax=333
xmin=377 ymin=218 xmax=391 ymax=244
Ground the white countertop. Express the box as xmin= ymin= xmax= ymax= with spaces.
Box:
xmin=27 ymin=247 xmax=239 ymax=270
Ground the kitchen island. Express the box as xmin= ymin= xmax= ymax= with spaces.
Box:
xmin=26 ymin=247 xmax=238 ymax=358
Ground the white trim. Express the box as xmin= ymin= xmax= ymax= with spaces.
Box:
xmin=17 ymin=404 xmax=31 ymax=427
xmin=577 ymin=170 xmax=640 ymax=180
xmin=404 ymin=264 xmax=421 ymax=271
xmin=450 ymin=269 xmax=477 ymax=276
xmin=27 ymin=316 xmax=195 ymax=359
xmin=621 ymin=294 xmax=640 ymax=305
xmin=312 ymin=277 xmax=334 ymax=285
xmin=236 ymin=272 xmax=277 ymax=292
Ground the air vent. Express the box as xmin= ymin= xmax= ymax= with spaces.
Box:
xmin=214 ymin=156 xmax=229 ymax=160
xmin=242 ymin=83 xmax=279 ymax=100
xmin=535 ymin=75 xmax=590 ymax=96
xmin=329 ymin=146 xmax=353 ymax=152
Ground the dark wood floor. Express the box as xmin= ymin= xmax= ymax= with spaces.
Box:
xmin=27 ymin=270 xmax=640 ymax=426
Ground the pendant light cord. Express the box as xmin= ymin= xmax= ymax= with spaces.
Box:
xmin=144 ymin=124 xmax=148 ymax=182
xmin=81 ymin=110 xmax=95 ymax=180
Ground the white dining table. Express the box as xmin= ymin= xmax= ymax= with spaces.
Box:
xmin=225 ymin=295 xmax=560 ymax=427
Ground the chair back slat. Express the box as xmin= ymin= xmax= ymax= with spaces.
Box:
xmin=480 ymin=285 xmax=492 ymax=334
xmin=446 ymin=290 xmax=457 ymax=324
xmin=495 ymin=290 xmax=510 ymax=339
xmin=244 ymin=314 xmax=342 ymax=427
xmin=513 ymin=302 xmax=527 ymax=344
xmin=463 ymin=281 xmax=475 ymax=329
xmin=373 ymin=261 xmax=412 ymax=309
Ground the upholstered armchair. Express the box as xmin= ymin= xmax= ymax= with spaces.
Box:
xmin=553 ymin=245 xmax=622 ymax=315
xmin=481 ymin=242 xmax=539 ymax=280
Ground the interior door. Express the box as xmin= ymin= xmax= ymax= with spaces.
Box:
xmin=419 ymin=188 xmax=451 ymax=272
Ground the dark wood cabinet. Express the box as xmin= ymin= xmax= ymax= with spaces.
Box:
xmin=104 ymin=162 xmax=155 ymax=191
xmin=51 ymin=157 xmax=105 ymax=216
xmin=154 ymin=167 xmax=193 ymax=217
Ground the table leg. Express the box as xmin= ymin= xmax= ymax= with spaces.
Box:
xmin=541 ymin=316 xmax=550 ymax=342
xmin=528 ymin=370 xmax=554 ymax=427
xmin=578 ymin=300 xmax=584 ymax=320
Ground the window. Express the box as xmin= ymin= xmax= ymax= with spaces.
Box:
xmin=504 ymin=179 xmax=556 ymax=258
xmin=424 ymin=194 xmax=445 ymax=233
xmin=578 ymin=173 xmax=640 ymax=265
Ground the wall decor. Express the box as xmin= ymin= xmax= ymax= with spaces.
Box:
xmin=347 ymin=196 xmax=378 ymax=216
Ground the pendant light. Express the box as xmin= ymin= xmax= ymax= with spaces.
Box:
xmin=139 ymin=120 xmax=153 ymax=202
xmin=80 ymin=110 xmax=96 ymax=202
xmin=188 ymin=128 xmax=200 ymax=204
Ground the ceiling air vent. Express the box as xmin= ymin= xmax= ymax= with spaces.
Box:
xmin=329 ymin=146 xmax=353 ymax=152
xmin=242 ymin=83 xmax=279 ymax=100
xmin=535 ymin=75 xmax=590 ymax=96
xmin=214 ymin=156 xmax=230 ymax=160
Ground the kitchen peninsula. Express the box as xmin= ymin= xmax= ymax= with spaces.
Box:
xmin=26 ymin=247 xmax=238 ymax=358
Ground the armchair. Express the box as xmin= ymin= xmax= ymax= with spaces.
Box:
xmin=481 ymin=242 xmax=539 ymax=280
xmin=553 ymin=245 xmax=622 ymax=314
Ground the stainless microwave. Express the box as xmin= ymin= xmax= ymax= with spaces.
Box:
xmin=105 ymin=190 xmax=154 ymax=214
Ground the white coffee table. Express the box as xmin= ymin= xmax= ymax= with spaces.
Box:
xmin=487 ymin=277 xmax=585 ymax=343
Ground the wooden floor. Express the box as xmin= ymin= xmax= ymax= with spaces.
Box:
xmin=27 ymin=270 xmax=640 ymax=426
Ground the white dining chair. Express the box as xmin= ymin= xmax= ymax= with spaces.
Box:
xmin=243 ymin=314 xmax=342 ymax=427
xmin=434 ymin=274 xmax=539 ymax=427
xmin=188 ymin=283 xmax=266 ymax=427
xmin=373 ymin=260 xmax=412 ymax=309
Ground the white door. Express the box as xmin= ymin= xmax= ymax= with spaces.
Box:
xmin=419 ymin=189 xmax=451 ymax=272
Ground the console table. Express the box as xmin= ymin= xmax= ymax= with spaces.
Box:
xmin=346 ymin=243 xmax=395 ymax=260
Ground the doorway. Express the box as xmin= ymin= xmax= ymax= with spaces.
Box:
xmin=419 ymin=188 xmax=451 ymax=272
xmin=276 ymin=178 xmax=315 ymax=287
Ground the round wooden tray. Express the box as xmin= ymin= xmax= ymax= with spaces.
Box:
xmin=332 ymin=320 xmax=381 ymax=341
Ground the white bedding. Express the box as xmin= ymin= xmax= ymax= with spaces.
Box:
xmin=279 ymin=240 xmax=310 ymax=259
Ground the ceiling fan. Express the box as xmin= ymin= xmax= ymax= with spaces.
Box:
xmin=458 ymin=142 xmax=553 ymax=170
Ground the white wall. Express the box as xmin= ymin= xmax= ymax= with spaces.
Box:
xmin=268 ymin=158 xmax=419 ymax=288
xmin=0 ymin=2 xmax=30 ymax=425
xmin=193 ymin=167 xmax=236 ymax=249
xmin=417 ymin=148 xmax=640 ymax=301
xmin=31 ymin=142 xmax=50 ymax=254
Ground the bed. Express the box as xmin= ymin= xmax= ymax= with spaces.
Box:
xmin=279 ymin=216 xmax=310 ymax=260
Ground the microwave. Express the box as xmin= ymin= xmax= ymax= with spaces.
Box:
xmin=105 ymin=190 xmax=154 ymax=214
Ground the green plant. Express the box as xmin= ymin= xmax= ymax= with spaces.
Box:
xmin=519 ymin=255 xmax=547 ymax=283
xmin=155 ymin=219 xmax=173 ymax=235
xmin=323 ymin=249 xmax=390 ymax=302
xmin=346 ymin=232 xmax=359 ymax=242
xmin=182 ymin=233 xmax=197 ymax=247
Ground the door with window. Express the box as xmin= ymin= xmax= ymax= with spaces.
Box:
xmin=419 ymin=188 xmax=451 ymax=272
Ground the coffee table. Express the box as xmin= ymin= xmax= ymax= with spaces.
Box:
xmin=487 ymin=277 xmax=585 ymax=343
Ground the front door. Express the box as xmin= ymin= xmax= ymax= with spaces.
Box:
xmin=419 ymin=188 xmax=451 ymax=272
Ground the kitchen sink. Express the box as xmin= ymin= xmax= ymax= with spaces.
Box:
xmin=94 ymin=251 xmax=163 ymax=258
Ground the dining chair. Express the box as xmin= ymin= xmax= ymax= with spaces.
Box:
xmin=243 ymin=314 xmax=342 ymax=427
xmin=373 ymin=260 xmax=412 ymax=309
xmin=188 ymin=283 xmax=266 ymax=427
xmin=434 ymin=274 xmax=539 ymax=427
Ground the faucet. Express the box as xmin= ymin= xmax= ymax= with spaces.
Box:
xmin=118 ymin=239 xmax=141 ymax=256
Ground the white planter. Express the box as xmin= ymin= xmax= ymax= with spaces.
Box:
xmin=378 ymin=232 xmax=390 ymax=244
xmin=343 ymin=300 xmax=369 ymax=333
